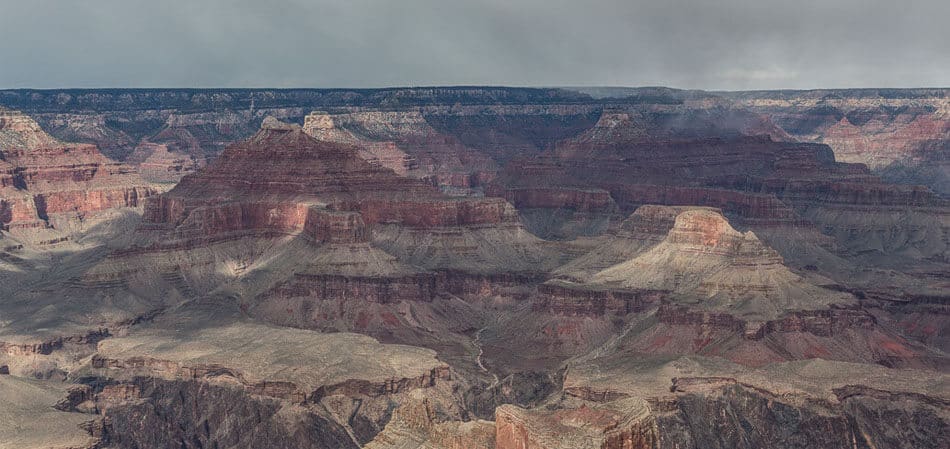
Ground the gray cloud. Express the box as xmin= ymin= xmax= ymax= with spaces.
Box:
xmin=0 ymin=0 xmax=947 ymax=89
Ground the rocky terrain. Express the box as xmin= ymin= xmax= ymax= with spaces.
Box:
xmin=722 ymin=89 xmax=950 ymax=196
xmin=0 ymin=107 xmax=155 ymax=250
xmin=0 ymin=87 xmax=947 ymax=449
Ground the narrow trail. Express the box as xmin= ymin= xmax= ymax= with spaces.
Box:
xmin=473 ymin=326 xmax=501 ymax=389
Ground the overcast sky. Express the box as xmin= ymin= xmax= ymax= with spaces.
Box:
xmin=0 ymin=0 xmax=947 ymax=90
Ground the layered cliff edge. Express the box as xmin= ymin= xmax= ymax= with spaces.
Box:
xmin=3 ymin=87 xmax=945 ymax=194
xmin=0 ymin=107 xmax=155 ymax=239
xmin=721 ymin=89 xmax=950 ymax=196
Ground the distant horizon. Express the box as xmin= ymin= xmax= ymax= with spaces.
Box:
xmin=1 ymin=85 xmax=948 ymax=93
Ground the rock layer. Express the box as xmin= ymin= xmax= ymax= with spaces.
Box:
xmin=724 ymin=89 xmax=950 ymax=195
xmin=587 ymin=209 xmax=854 ymax=320
xmin=0 ymin=107 xmax=154 ymax=232
xmin=144 ymin=118 xmax=515 ymax=237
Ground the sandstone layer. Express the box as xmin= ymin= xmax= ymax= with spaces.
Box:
xmin=724 ymin=89 xmax=950 ymax=195
xmin=0 ymin=107 xmax=154 ymax=235
xmin=587 ymin=208 xmax=854 ymax=320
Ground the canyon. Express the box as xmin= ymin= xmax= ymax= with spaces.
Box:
xmin=0 ymin=87 xmax=946 ymax=449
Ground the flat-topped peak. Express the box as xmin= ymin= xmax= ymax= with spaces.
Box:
xmin=260 ymin=116 xmax=300 ymax=131
xmin=303 ymin=111 xmax=336 ymax=130
xmin=667 ymin=209 xmax=743 ymax=247
xmin=589 ymin=207 xmax=854 ymax=319
xmin=244 ymin=117 xmax=317 ymax=148
xmin=666 ymin=209 xmax=782 ymax=262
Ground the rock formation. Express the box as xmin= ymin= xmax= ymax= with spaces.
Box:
xmin=76 ymin=117 xmax=551 ymax=363
xmin=724 ymin=89 xmax=950 ymax=195
xmin=495 ymin=398 xmax=656 ymax=449
xmin=365 ymin=390 xmax=495 ymax=449
xmin=147 ymin=117 xmax=506 ymax=228
xmin=489 ymin=101 xmax=950 ymax=301
xmin=125 ymin=141 xmax=203 ymax=184
xmin=588 ymin=209 xmax=854 ymax=320
xmin=486 ymin=108 xmax=826 ymax=235
xmin=556 ymin=356 xmax=949 ymax=449
xmin=0 ymin=375 xmax=101 ymax=449
xmin=302 ymin=106 xmax=600 ymax=195
xmin=0 ymin=107 xmax=154 ymax=235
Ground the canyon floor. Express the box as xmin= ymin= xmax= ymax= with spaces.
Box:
xmin=0 ymin=87 xmax=947 ymax=449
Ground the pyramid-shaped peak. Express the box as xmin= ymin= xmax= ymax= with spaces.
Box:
xmin=261 ymin=116 xmax=300 ymax=131
xmin=247 ymin=117 xmax=314 ymax=147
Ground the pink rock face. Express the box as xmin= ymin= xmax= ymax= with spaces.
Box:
xmin=727 ymin=92 xmax=950 ymax=195
xmin=668 ymin=209 xmax=738 ymax=247
xmin=495 ymin=401 xmax=657 ymax=449
xmin=141 ymin=198 xmax=368 ymax=245
xmin=487 ymin=107 xmax=838 ymax=226
xmin=821 ymin=113 xmax=949 ymax=167
xmin=0 ymin=108 xmax=155 ymax=230
xmin=488 ymin=103 xmax=949 ymax=267
xmin=142 ymin=118 xmax=520 ymax=246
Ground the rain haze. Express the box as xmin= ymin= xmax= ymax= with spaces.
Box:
xmin=0 ymin=0 xmax=947 ymax=89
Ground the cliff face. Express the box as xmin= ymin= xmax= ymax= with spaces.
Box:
xmin=0 ymin=108 xmax=155 ymax=233
xmin=83 ymin=117 xmax=551 ymax=354
xmin=0 ymin=89 xmax=602 ymax=192
xmin=487 ymin=108 xmax=843 ymax=231
xmin=654 ymin=382 xmax=946 ymax=449
xmin=495 ymin=398 xmax=657 ymax=449
xmin=496 ymin=382 xmax=950 ymax=449
xmin=60 ymin=316 xmax=461 ymax=449
xmin=4 ymin=87 xmax=945 ymax=195
xmin=365 ymin=390 xmax=496 ymax=449
xmin=488 ymin=103 xmax=949 ymax=277
xmin=302 ymin=105 xmax=604 ymax=196
xmin=0 ymin=87 xmax=598 ymax=166
xmin=125 ymin=142 xmax=203 ymax=184
xmin=96 ymin=378 xmax=359 ymax=449
xmin=142 ymin=118 xmax=519 ymax=241
xmin=303 ymin=111 xmax=419 ymax=175
xmin=554 ymin=355 xmax=950 ymax=449
xmin=303 ymin=110 xmax=495 ymax=190
xmin=532 ymin=207 xmax=941 ymax=370
xmin=724 ymin=89 xmax=950 ymax=195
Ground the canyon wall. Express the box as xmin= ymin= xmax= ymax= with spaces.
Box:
xmin=0 ymin=107 xmax=155 ymax=233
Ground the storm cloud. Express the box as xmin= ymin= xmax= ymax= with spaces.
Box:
xmin=0 ymin=0 xmax=947 ymax=89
